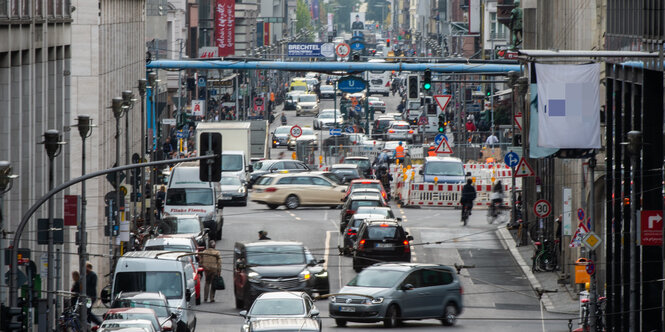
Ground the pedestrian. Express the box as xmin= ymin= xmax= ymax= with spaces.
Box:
xmin=156 ymin=186 xmax=166 ymax=219
xmin=394 ymin=141 xmax=406 ymax=164
xmin=258 ymin=230 xmax=271 ymax=240
xmin=86 ymin=262 xmax=103 ymax=325
xmin=162 ymin=137 xmax=175 ymax=159
xmin=67 ymin=270 xmax=80 ymax=309
xmin=485 ymin=132 xmax=499 ymax=147
xmin=200 ymin=240 xmax=222 ymax=302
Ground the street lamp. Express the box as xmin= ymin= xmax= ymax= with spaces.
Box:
xmin=40 ymin=129 xmax=66 ymax=330
xmin=70 ymin=115 xmax=94 ymax=324
xmin=122 ymin=90 xmax=137 ymax=222
xmin=138 ymin=79 xmax=147 ymax=222
xmin=0 ymin=161 xmax=18 ymax=305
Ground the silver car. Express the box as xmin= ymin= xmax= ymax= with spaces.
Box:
xmin=313 ymin=109 xmax=344 ymax=129
xmin=239 ymin=292 xmax=321 ymax=332
xmin=329 ymin=263 xmax=463 ymax=327
xmin=271 ymin=126 xmax=291 ymax=148
xmin=385 ymin=121 xmax=416 ymax=143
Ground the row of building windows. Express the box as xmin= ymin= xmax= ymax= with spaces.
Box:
xmin=0 ymin=0 xmax=71 ymax=18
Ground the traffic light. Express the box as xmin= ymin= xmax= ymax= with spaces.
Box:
xmin=1 ymin=304 xmax=25 ymax=331
xmin=352 ymin=52 xmax=360 ymax=62
xmin=386 ymin=39 xmax=390 ymax=47
xmin=199 ymin=132 xmax=222 ymax=182
xmin=438 ymin=113 xmax=446 ymax=133
xmin=423 ymin=69 xmax=432 ymax=91
xmin=407 ymin=75 xmax=419 ymax=100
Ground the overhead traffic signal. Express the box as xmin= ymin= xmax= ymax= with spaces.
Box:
xmin=423 ymin=69 xmax=432 ymax=91
xmin=438 ymin=113 xmax=446 ymax=133
xmin=386 ymin=39 xmax=390 ymax=47
xmin=407 ymin=75 xmax=419 ymax=100
xmin=199 ymin=132 xmax=222 ymax=182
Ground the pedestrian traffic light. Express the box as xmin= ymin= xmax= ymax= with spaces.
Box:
xmin=423 ymin=69 xmax=432 ymax=91
xmin=407 ymin=75 xmax=419 ymax=100
xmin=199 ymin=132 xmax=222 ymax=182
xmin=386 ymin=39 xmax=390 ymax=47
xmin=438 ymin=113 xmax=446 ymax=133
xmin=1 ymin=304 xmax=25 ymax=331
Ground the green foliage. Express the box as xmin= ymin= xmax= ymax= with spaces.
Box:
xmin=366 ymin=0 xmax=390 ymax=23
xmin=296 ymin=0 xmax=314 ymax=42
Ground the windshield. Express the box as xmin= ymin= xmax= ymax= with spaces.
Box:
xmin=144 ymin=244 xmax=193 ymax=252
xmin=425 ymin=161 xmax=465 ymax=176
xmin=301 ymin=128 xmax=314 ymax=135
xmin=246 ymin=245 xmax=305 ymax=266
xmin=111 ymin=299 xmax=169 ymax=316
xmin=346 ymin=159 xmax=370 ymax=169
xmin=113 ymin=272 xmax=183 ymax=299
xmin=350 ymin=200 xmax=381 ymax=210
xmin=347 ymin=269 xmax=404 ymax=288
xmin=291 ymin=85 xmax=307 ymax=91
xmin=332 ymin=169 xmax=359 ymax=176
xmin=220 ymin=177 xmax=241 ymax=185
xmin=249 ymin=298 xmax=305 ymax=316
xmin=298 ymin=95 xmax=317 ymax=103
xmin=368 ymin=226 xmax=401 ymax=239
xmin=351 ymin=183 xmax=381 ymax=192
xmin=319 ymin=113 xmax=334 ymax=119
xmin=275 ymin=127 xmax=290 ymax=135
xmin=222 ymin=154 xmax=243 ymax=171
xmin=392 ymin=124 xmax=410 ymax=129
xmin=160 ymin=218 xmax=201 ymax=234
xmin=356 ymin=207 xmax=393 ymax=218
xmin=165 ymin=188 xmax=213 ymax=206
xmin=321 ymin=86 xmax=333 ymax=91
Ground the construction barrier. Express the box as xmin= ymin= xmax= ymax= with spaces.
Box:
xmin=402 ymin=182 xmax=516 ymax=208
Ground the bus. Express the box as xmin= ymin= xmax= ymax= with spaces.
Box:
xmin=365 ymin=59 xmax=391 ymax=96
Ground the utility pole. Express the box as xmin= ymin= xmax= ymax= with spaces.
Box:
xmin=627 ymin=130 xmax=642 ymax=332
xmin=138 ymin=79 xmax=147 ymax=222
xmin=0 ymin=161 xmax=18 ymax=306
xmin=122 ymin=91 xmax=135 ymax=223
xmin=111 ymin=97 xmax=125 ymax=271
xmin=177 ymin=39 xmax=184 ymax=126
xmin=588 ymin=154 xmax=597 ymax=331
xmin=147 ymin=72 xmax=158 ymax=226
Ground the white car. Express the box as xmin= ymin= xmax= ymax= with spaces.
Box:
xmin=385 ymin=121 xmax=416 ymax=143
xmin=287 ymin=127 xmax=318 ymax=150
xmin=319 ymin=85 xmax=335 ymax=99
xmin=313 ymin=109 xmax=344 ymax=129
xmin=367 ymin=97 xmax=386 ymax=113
xmin=296 ymin=94 xmax=320 ymax=116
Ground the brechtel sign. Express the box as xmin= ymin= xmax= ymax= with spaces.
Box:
xmin=287 ymin=43 xmax=335 ymax=57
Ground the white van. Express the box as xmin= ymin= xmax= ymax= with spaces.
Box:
xmin=164 ymin=162 xmax=224 ymax=240
xmin=111 ymin=251 xmax=197 ymax=332
xmin=420 ymin=156 xmax=466 ymax=183
xmin=222 ymin=150 xmax=248 ymax=182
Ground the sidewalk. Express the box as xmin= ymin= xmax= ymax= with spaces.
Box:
xmin=496 ymin=225 xmax=580 ymax=314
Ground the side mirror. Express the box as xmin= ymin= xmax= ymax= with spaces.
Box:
xmin=197 ymin=267 xmax=204 ymax=273
xmin=396 ymin=217 xmax=402 ymax=222
xmin=246 ymin=165 xmax=254 ymax=172
xmin=217 ymin=200 xmax=225 ymax=209
xmin=407 ymin=235 xmax=414 ymax=241
xmin=239 ymin=310 xmax=248 ymax=318
xmin=311 ymin=308 xmax=320 ymax=317
xmin=101 ymin=285 xmax=111 ymax=305
xmin=402 ymin=283 xmax=414 ymax=291
xmin=307 ymin=261 xmax=317 ymax=267
xmin=170 ymin=312 xmax=179 ymax=320
xmin=185 ymin=289 xmax=192 ymax=302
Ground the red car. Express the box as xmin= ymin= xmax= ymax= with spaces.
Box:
xmin=343 ymin=179 xmax=388 ymax=201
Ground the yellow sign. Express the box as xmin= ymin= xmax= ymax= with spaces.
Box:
xmin=119 ymin=186 xmax=128 ymax=197
xmin=582 ymin=231 xmax=602 ymax=250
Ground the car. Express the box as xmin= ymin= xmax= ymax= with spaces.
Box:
xmin=284 ymin=91 xmax=303 ymax=110
xmin=102 ymin=308 xmax=162 ymax=332
xmin=239 ymin=292 xmax=321 ymax=332
xmin=330 ymin=164 xmax=362 ymax=183
xmin=248 ymin=159 xmax=311 ymax=186
xmin=373 ymin=116 xmax=396 ymax=139
xmin=271 ymin=126 xmax=292 ymax=148
xmin=328 ymin=263 xmax=463 ymax=327
xmin=240 ymin=318 xmax=321 ymax=332
xmin=156 ymin=215 xmax=209 ymax=249
xmin=313 ymin=109 xmax=344 ymax=130
xmin=304 ymin=249 xmax=330 ymax=295
xmin=367 ymin=97 xmax=387 ymax=113
xmin=295 ymin=93 xmax=319 ymax=117
xmin=340 ymin=194 xmax=388 ymax=231
xmin=343 ymin=157 xmax=372 ymax=178
xmin=341 ymin=206 xmax=397 ymax=249
xmin=287 ymin=127 xmax=317 ymax=151
xmin=341 ymin=133 xmax=383 ymax=149
xmin=383 ymin=141 xmax=410 ymax=162
xmin=233 ymin=241 xmax=321 ymax=309
xmin=319 ymin=84 xmax=335 ymax=99
xmin=220 ymin=176 xmax=248 ymax=206
xmin=143 ymin=236 xmax=199 ymax=252
xmin=109 ymin=292 xmax=177 ymax=332
xmin=250 ymin=172 xmax=347 ymax=209
xmin=98 ymin=319 xmax=157 ymax=332
xmin=385 ymin=121 xmax=416 ymax=142
xmin=343 ymin=179 xmax=388 ymax=201
xmin=352 ymin=219 xmax=412 ymax=271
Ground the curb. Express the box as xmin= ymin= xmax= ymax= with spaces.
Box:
xmin=496 ymin=226 xmax=555 ymax=312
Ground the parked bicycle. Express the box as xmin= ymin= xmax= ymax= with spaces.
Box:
xmin=58 ymin=297 xmax=89 ymax=331
xmin=579 ymin=295 xmax=607 ymax=332
xmin=532 ymin=238 xmax=559 ymax=272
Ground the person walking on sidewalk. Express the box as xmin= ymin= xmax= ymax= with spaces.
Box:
xmin=86 ymin=262 xmax=103 ymax=325
xmin=200 ymin=240 xmax=222 ymax=302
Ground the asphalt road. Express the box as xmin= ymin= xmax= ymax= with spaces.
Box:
xmin=192 ymin=96 xmax=574 ymax=331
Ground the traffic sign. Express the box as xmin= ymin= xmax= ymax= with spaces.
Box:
xmin=354 ymin=105 xmax=362 ymax=112
xmin=337 ymin=76 xmax=367 ymax=93
xmin=577 ymin=208 xmax=585 ymax=221
xmin=434 ymin=134 xmax=446 ymax=146
xmin=335 ymin=43 xmax=350 ymax=57
xmin=639 ymin=210 xmax=663 ymax=246
xmin=515 ymin=157 xmax=535 ymax=177
xmin=290 ymin=125 xmax=302 ymax=138
xmin=585 ymin=260 xmax=596 ymax=275
xmin=433 ymin=95 xmax=452 ymax=111
xmin=582 ymin=232 xmax=602 ymax=251
xmin=254 ymin=97 xmax=265 ymax=113
xmin=176 ymin=130 xmax=186 ymax=139
xmin=570 ymin=221 xmax=590 ymax=248
xmin=435 ymin=138 xmax=453 ymax=154
xmin=514 ymin=112 xmax=523 ymax=130
xmin=350 ymin=42 xmax=365 ymax=51
xmin=533 ymin=199 xmax=551 ymax=218
xmin=418 ymin=115 xmax=428 ymax=125
xmin=504 ymin=151 xmax=519 ymax=168
xmin=197 ymin=76 xmax=206 ymax=87
xmin=329 ymin=128 xmax=342 ymax=136
xmin=345 ymin=126 xmax=355 ymax=133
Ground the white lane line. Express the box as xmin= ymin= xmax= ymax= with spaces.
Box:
xmin=295 ymin=217 xmax=301 ymax=220
xmin=323 ymin=230 xmax=331 ymax=270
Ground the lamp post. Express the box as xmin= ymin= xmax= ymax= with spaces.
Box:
xmin=41 ymin=129 xmax=65 ymax=331
xmin=71 ymin=115 xmax=94 ymax=324
xmin=138 ymin=79 xmax=147 ymax=221
xmin=122 ymin=90 xmax=136 ymax=223
xmin=0 ymin=161 xmax=18 ymax=305
xmin=147 ymin=72 xmax=158 ymax=226
xmin=111 ymin=97 xmax=126 ymax=270
xmin=627 ymin=130 xmax=642 ymax=332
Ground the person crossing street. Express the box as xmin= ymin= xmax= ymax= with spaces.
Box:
xmin=200 ymin=240 xmax=222 ymax=302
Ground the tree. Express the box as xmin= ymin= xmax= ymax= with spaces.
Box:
xmin=296 ymin=0 xmax=314 ymax=42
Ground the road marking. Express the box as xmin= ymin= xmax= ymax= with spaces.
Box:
xmin=295 ymin=217 xmax=301 ymax=220
xmin=406 ymin=227 xmax=416 ymax=262
xmin=323 ymin=230 xmax=331 ymax=270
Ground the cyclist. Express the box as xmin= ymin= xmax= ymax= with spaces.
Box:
xmin=460 ymin=179 xmax=477 ymax=223
xmin=490 ymin=180 xmax=504 ymax=216
xmin=281 ymin=112 xmax=287 ymax=125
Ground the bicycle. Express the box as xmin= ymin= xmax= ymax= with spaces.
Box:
xmin=579 ymin=295 xmax=607 ymax=331
xmin=58 ymin=297 xmax=87 ymax=332
xmin=487 ymin=200 xmax=509 ymax=224
xmin=461 ymin=203 xmax=472 ymax=226
xmin=532 ymin=238 xmax=558 ymax=272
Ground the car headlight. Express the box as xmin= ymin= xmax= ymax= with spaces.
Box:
xmin=242 ymin=324 xmax=250 ymax=332
xmin=238 ymin=186 xmax=246 ymax=194
xmin=314 ymin=271 xmax=328 ymax=278
xmin=329 ymin=296 xmax=336 ymax=302
xmin=371 ymin=296 xmax=384 ymax=304
xmin=299 ymin=270 xmax=311 ymax=281
xmin=248 ymin=271 xmax=261 ymax=283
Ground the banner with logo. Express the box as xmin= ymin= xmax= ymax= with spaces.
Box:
xmin=215 ymin=0 xmax=235 ymax=57
xmin=536 ymin=63 xmax=601 ymax=148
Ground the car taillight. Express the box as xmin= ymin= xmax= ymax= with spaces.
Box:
xmin=346 ymin=209 xmax=356 ymax=215
xmin=403 ymin=240 xmax=410 ymax=253
xmin=388 ymin=130 xmax=395 ymax=133
xmin=382 ymin=192 xmax=386 ymax=199
xmin=265 ymin=187 xmax=278 ymax=192
xmin=347 ymin=230 xmax=357 ymax=236
xmin=358 ymin=239 xmax=366 ymax=250
xmin=408 ymin=130 xmax=414 ymax=134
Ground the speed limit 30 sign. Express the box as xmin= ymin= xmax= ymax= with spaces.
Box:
xmin=533 ymin=199 xmax=552 ymax=218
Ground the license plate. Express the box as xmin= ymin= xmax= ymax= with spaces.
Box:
xmin=339 ymin=306 xmax=355 ymax=312
xmin=376 ymin=243 xmax=393 ymax=248
xmin=221 ymin=196 xmax=232 ymax=200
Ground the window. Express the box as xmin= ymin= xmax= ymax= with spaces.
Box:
xmin=292 ymin=176 xmax=313 ymax=185
xmin=347 ymin=269 xmax=404 ymax=288
xmin=421 ymin=269 xmax=454 ymax=286
xmin=311 ymin=177 xmax=332 ymax=187
xmin=276 ymin=177 xmax=294 ymax=185
xmin=490 ymin=12 xmax=507 ymax=40
xmin=165 ymin=188 xmax=213 ymax=205
xmin=221 ymin=154 xmax=243 ymax=171
xmin=246 ymin=245 xmax=305 ymax=265
xmin=113 ymin=272 xmax=183 ymax=299
xmin=402 ymin=270 xmax=423 ymax=288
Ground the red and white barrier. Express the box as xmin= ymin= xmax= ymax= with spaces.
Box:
xmin=404 ymin=182 xmax=516 ymax=208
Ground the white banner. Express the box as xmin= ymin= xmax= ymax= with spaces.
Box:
xmin=192 ymin=100 xmax=205 ymax=116
xmin=536 ymin=63 xmax=601 ymax=148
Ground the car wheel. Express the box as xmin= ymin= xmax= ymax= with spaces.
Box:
xmin=285 ymin=195 xmax=300 ymax=209
xmin=267 ymin=204 xmax=279 ymax=210
xmin=441 ymin=303 xmax=458 ymax=326
xmin=384 ymin=304 xmax=400 ymax=328
xmin=335 ymin=319 xmax=347 ymax=327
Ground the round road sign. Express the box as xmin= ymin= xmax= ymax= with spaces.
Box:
xmin=336 ymin=43 xmax=351 ymax=58
xmin=290 ymin=125 xmax=302 ymax=138
xmin=577 ymin=208 xmax=585 ymax=221
xmin=533 ymin=199 xmax=552 ymax=218
xmin=585 ymin=260 xmax=595 ymax=275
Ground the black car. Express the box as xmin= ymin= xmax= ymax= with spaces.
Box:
xmin=233 ymin=241 xmax=324 ymax=310
xmin=339 ymin=194 xmax=388 ymax=232
xmin=330 ymin=164 xmax=362 ymax=183
xmin=352 ymin=219 xmax=412 ymax=272
xmin=248 ymin=159 xmax=311 ymax=187
xmin=343 ymin=157 xmax=372 ymax=178
xmin=340 ymin=207 xmax=397 ymax=255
